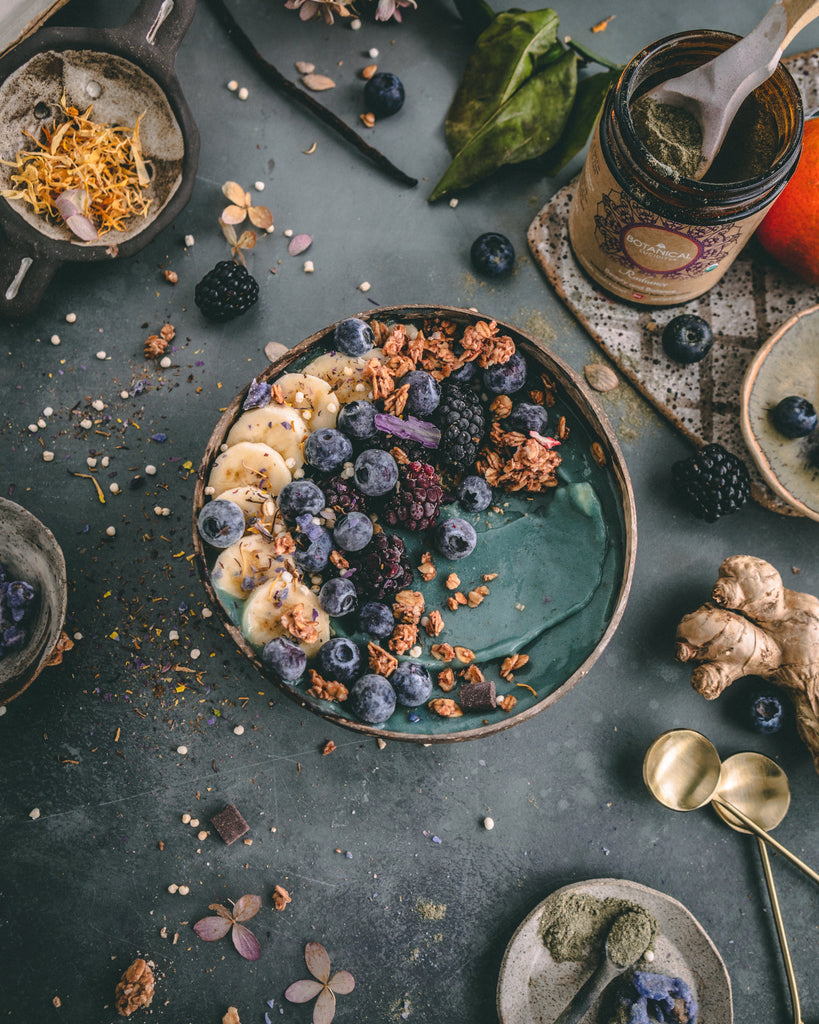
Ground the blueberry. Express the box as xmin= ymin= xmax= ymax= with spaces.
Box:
xmin=318 ymin=576 xmax=358 ymax=617
xmin=399 ymin=370 xmax=440 ymax=417
xmin=358 ymin=601 xmax=394 ymax=638
xmin=749 ymin=693 xmax=784 ymax=734
xmin=391 ymin=662 xmax=433 ymax=706
xmin=457 ymin=475 xmax=492 ymax=512
xmin=470 ymin=232 xmax=515 ymax=278
xmin=316 ymin=637 xmax=362 ymax=685
xmin=506 ymin=401 xmax=549 ymax=435
xmin=337 ymin=400 xmax=378 ymax=440
xmin=662 ymin=314 xmax=714 ymax=364
xmin=434 ymin=517 xmax=477 ymax=559
xmin=771 ymin=396 xmax=818 ymax=439
xmin=261 ymin=637 xmax=307 ymax=681
xmin=354 ymin=449 xmax=399 ymax=496
xmin=197 ymin=499 xmax=246 ymax=548
xmin=348 ymin=672 xmax=397 ymax=723
xmin=334 ymin=317 xmax=374 ymax=356
xmin=294 ymin=525 xmax=332 ymax=571
xmin=304 ymin=428 xmax=353 ymax=473
xmin=334 ymin=511 xmax=373 ymax=552
xmin=448 ymin=360 xmax=477 ymax=384
xmin=278 ymin=479 xmax=326 ymax=521
xmin=363 ymin=72 xmax=405 ymax=118
xmin=482 ymin=351 xmax=527 ymax=394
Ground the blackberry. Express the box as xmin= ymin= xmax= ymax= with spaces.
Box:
xmin=383 ymin=461 xmax=443 ymax=531
xmin=671 ymin=443 xmax=751 ymax=522
xmin=369 ymin=430 xmax=428 ymax=465
xmin=347 ymin=531 xmax=413 ymax=600
xmin=194 ymin=260 xmax=259 ymax=322
xmin=322 ymin=475 xmax=366 ymax=514
xmin=435 ymin=383 xmax=486 ymax=468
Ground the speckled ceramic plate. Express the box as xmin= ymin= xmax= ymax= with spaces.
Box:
xmin=193 ymin=306 xmax=636 ymax=743
xmin=497 ymin=878 xmax=732 ymax=1024
xmin=740 ymin=304 xmax=819 ymax=522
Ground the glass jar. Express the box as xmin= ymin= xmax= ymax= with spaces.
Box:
xmin=568 ymin=30 xmax=803 ymax=306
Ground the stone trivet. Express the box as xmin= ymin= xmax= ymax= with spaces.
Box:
xmin=528 ymin=51 xmax=819 ymax=516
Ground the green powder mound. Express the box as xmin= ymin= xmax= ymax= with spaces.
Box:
xmin=607 ymin=910 xmax=652 ymax=968
xmin=631 ymin=95 xmax=703 ymax=178
xmin=538 ymin=892 xmax=657 ymax=965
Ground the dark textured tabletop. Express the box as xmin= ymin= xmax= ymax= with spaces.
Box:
xmin=1 ymin=1 xmax=818 ymax=1022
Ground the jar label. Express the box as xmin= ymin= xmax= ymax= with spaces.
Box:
xmin=568 ymin=122 xmax=769 ymax=305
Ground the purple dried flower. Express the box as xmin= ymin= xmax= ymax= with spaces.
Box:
xmin=374 ymin=412 xmax=441 ymax=448
xmin=243 ymin=377 xmax=272 ymax=410
xmin=193 ymin=894 xmax=262 ymax=961
xmin=285 ymin=942 xmax=355 ymax=1024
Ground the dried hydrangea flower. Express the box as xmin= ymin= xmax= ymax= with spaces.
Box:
xmin=285 ymin=942 xmax=355 ymax=1024
xmin=193 ymin=894 xmax=262 ymax=961
xmin=221 ymin=181 xmax=273 ymax=230
xmin=375 ymin=0 xmax=417 ymax=21
xmin=284 ymin=0 xmax=352 ymax=24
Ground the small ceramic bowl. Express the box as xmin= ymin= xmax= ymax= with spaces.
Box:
xmin=0 ymin=497 xmax=68 ymax=704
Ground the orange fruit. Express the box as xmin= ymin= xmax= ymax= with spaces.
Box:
xmin=756 ymin=118 xmax=819 ymax=283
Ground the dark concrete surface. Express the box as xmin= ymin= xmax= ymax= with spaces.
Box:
xmin=1 ymin=1 xmax=818 ymax=1022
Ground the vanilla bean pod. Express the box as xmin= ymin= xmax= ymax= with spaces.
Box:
xmin=204 ymin=0 xmax=418 ymax=188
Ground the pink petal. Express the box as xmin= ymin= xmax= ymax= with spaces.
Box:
xmin=221 ymin=204 xmax=247 ymax=225
xmin=288 ymin=233 xmax=312 ymax=256
xmin=305 ymin=941 xmax=331 ymax=983
xmin=193 ymin=916 xmax=232 ymax=941
xmin=328 ymin=970 xmax=355 ymax=995
xmin=313 ymin=987 xmax=336 ymax=1024
xmin=248 ymin=206 xmax=273 ymax=230
xmin=231 ymin=923 xmax=261 ymax=960
xmin=220 ymin=219 xmax=238 ymax=243
xmin=222 ymin=181 xmax=247 ymax=204
xmin=285 ymin=979 xmax=324 ymax=1004
xmin=233 ymin=894 xmax=261 ymax=922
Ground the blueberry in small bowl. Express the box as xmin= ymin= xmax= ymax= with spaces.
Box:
xmin=771 ymin=395 xmax=818 ymax=439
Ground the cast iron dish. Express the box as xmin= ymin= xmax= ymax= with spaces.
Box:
xmin=0 ymin=497 xmax=68 ymax=705
xmin=193 ymin=305 xmax=637 ymax=743
xmin=0 ymin=0 xmax=199 ymax=317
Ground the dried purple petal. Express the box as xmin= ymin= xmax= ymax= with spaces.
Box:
xmin=314 ymin=988 xmax=337 ymax=1024
xmin=232 ymin=922 xmax=262 ymax=961
xmin=232 ymin=894 xmax=262 ymax=922
xmin=374 ymin=412 xmax=441 ymax=448
xmin=55 ymin=189 xmax=98 ymax=241
xmin=285 ymin=979 xmax=325 ymax=1004
xmin=209 ymin=903 xmax=234 ymax=919
xmin=328 ymin=971 xmax=355 ymax=995
xmin=193 ymin=915 xmax=233 ymax=941
xmin=288 ymin=233 xmax=313 ymax=256
xmin=151 ymin=433 xmax=167 ymax=442
xmin=243 ymin=377 xmax=272 ymax=410
xmin=305 ymin=941 xmax=331 ymax=983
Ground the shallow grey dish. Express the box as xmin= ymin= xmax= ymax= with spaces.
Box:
xmin=0 ymin=497 xmax=67 ymax=705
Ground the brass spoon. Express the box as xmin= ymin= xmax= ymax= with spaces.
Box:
xmin=717 ymin=752 xmax=803 ymax=1024
xmin=643 ymin=729 xmax=819 ymax=887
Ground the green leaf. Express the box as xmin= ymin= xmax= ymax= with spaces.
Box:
xmin=541 ymin=68 xmax=620 ymax=177
xmin=445 ymin=9 xmax=562 ymax=156
xmin=430 ymin=49 xmax=577 ymax=201
xmin=452 ymin=0 xmax=496 ymax=39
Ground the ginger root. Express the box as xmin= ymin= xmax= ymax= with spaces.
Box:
xmin=676 ymin=555 xmax=819 ymax=773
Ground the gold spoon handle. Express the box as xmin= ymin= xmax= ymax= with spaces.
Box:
xmin=757 ymin=837 xmax=803 ymax=1024
xmin=713 ymin=797 xmax=819 ymax=886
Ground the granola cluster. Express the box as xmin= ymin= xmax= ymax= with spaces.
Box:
xmin=115 ymin=958 xmax=155 ymax=1017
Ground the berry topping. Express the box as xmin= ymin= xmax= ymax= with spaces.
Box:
xmin=318 ymin=576 xmax=358 ymax=617
xmin=348 ymin=673 xmax=397 ymax=723
xmin=346 ymin=531 xmax=413 ymax=599
xmin=197 ymin=499 xmax=246 ymax=548
xmin=482 ymin=351 xmax=527 ymax=394
xmin=399 ymin=370 xmax=441 ymax=417
xmin=194 ymin=260 xmax=259 ymax=322
xmin=457 ymin=475 xmax=492 ymax=512
xmin=293 ymin=520 xmax=333 ymax=571
xmin=333 ymin=511 xmax=374 ymax=551
xmin=334 ymin=317 xmax=374 ymax=356
xmin=363 ymin=72 xmax=405 ymax=118
xmin=322 ymin=475 xmax=366 ymax=514
xmin=391 ymin=662 xmax=433 ymax=707
xmin=383 ymin=461 xmax=443 ymax=531
xmin=434 ymin=517 xmax=477 ymax=560
xmin=316 ymin=637 xmax=362 ymax=684
xmin=354 ymin=449 xmax=399 ymax=496
xmin=304 ymin=428 xmax=353 ymax=473
xmin=435 ymin=383 xmax=486 ymax=468
xmin=358 ymin=601 xmax=394 ymax=638
xmin=337 ymin=400 xmax=378 ymax=440
xmin=671 ymin=443 xmax=751 ymax=522
xmin=278 ymin=479 xmax=326 ymax=521
xmin=662 ymin=314 xmax=714 ymax=364
xmin=506 ymin=401 xmax=549 ymax=436
xmin=470 ymin=232 xmax=515 ymax=278
xmin=771 ymin=395 xmax=818 ymax=438
xmin=261 ymin=637 xmax=307 ymax=681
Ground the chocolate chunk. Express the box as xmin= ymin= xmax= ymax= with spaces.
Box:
xmin=211 ymin=803 xmax=249 ymax=845
xmin=459 ymin=680 xmax=496 ymax=711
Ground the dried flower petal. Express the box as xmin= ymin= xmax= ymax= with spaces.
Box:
xmin=232 ymin=893 xmax=262 ymax=922
xmin=209 ymin=902 xmax=235 ymax=919
xmin=193 ymin=915 xmax=233 ymax=940
xmin=221 ymin=203 xmax=248 ymax=225
xmin=305 ymin=941 xmax=332 ymax=983
xmin=236 ymin=229 xmax=257 ymax=250
xmin=314 ymin=987 xmax=337 ymax=1024
xmin=248 ymin=206 xmax=274 ymax=230
xmin=302 ymin=74 xmax=336 ymax=91
xmin=328 ymin=970 xmax=355 ymax=995
xmin=288 ymin=233 xmax=313 ymax=256
xmin=285 ymin=979 xmax=325 ymax=1003
xmin=244 ymin=378 xmax=272 ymax=410
xmin=55 ymin=189 xmax=98 ymax=240
xmin=232 ymin=922 xmax=262 ymax=960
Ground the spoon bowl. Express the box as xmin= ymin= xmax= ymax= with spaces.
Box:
xmin=715 ymin=751 xmax=791 ymax=833
xmin=642 ymin=728 xmax=722 ymax=812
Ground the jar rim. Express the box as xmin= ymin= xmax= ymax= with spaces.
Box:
xmin=614 ymin=28 xmax=803 ymax=202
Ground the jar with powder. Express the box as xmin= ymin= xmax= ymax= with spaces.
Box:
xmin=567 ymin=29 xmax=803 ymax=306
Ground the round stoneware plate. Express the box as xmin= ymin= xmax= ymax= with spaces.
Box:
xmin=740 ymin=304 xmax=819 ymax=521
xmin=497 ymin=878 xmax=732 ymax=1024
xmin=193 ymin=305 xmax=636 ymax=743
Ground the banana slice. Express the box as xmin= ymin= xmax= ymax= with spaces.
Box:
xmin=241 ymin=574 xmax=329 ymax=656
xmin=225 ymin=406 xmax=308 ymax=470
xmin=213 ymin=486 xmax=277 ymax=524
xmin=302 ymin=349 xmax=382 ymax=404
xmin=273 ymin=372 xmax=340 ymax=430
xmin=212 ymin=534 xmax=289 ymax=600
xmin=207 ymin=441 xmax=291 ymax=496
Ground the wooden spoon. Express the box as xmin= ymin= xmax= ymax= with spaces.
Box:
xmin=649 ymin=0 xmax=819 ymax=178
